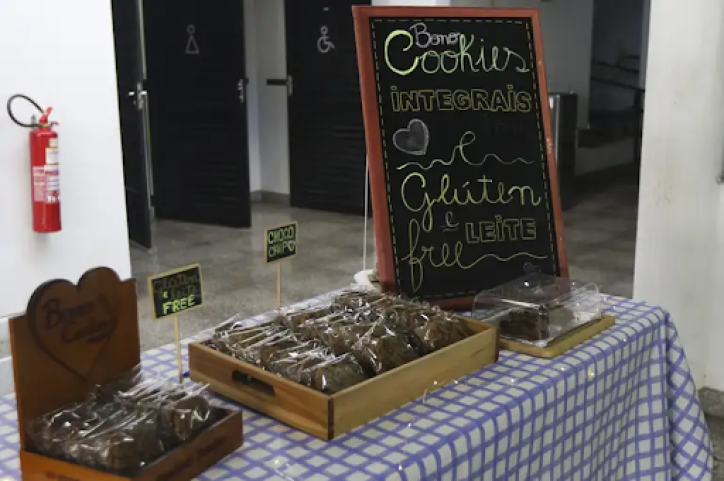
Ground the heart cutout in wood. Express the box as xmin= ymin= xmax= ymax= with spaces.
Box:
xmin=393 ymin=118 xmax=429 ymax=156
xmin=27 ymin=271 xmax=119 ymax=381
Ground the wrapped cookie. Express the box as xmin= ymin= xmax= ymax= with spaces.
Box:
xmin=412 ymin=311 xmax=469 ymax=353
xmin=274 ymin=304 xmax=334 ymax=333
xmin=212 ymin=323 xmax=282 ymax=356
xmin=262 ymin=340 xmax=321 ymax=371
xmin=92 ymin=366 xmax=146 ymax=403
xmin=296 ymin=312 xmax=351 ymax=342
xmin=306 ymin=354 xmax=369 ymax=394
xmin=315 ymin=317 xmax=374 ymax=355
xmin=158 ymin=387 xmax=217 ymax=446
xmin=28 ymin=403 xmax=88 ymax=457
xmin=230 ymin=331 xmax=297 ymax=366
xmin=65 ymin=408 xmax=136 ymax=467
xmin=214 ymin=315 xmax=276 ymax=335
xmin=115 ymin=377 xmax=170 ymax=406
xmin=258 ymin=336 xmax=302 ymax=368
xmin=269 ymin=347 xmax=333 ymax=385
xmin=352 ymin=323 xmax=419 ymax=374
xmin=332 ymin=289 xmax=385 ymax=313
xmin=74 ymin=409 xmax=163 ymax=474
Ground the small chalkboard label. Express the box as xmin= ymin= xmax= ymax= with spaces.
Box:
xmin=148 ymin=264 xmax=203 ymax=320
xmin=353 ymin=7 xmax=568 ymax=306
xmin=265 ymin=222 xmax=298 ymax=264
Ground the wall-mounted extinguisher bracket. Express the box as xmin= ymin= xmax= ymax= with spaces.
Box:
xmin=7 ymin=94 xmax=62 ymax=233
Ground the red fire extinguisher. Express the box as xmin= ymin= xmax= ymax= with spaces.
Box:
xmin=7 ymin=94 xmax=61 ymax=233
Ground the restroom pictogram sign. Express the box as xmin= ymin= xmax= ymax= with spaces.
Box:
xmin=186 ymin=24 xmax=200 ymax=55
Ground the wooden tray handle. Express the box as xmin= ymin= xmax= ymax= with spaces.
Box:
xmin=231 ymin=370 xmax=275 ymax=398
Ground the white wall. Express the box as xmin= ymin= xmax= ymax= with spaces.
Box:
xmin=455 ymin=0 xmax=593 ymax=129
xmin=255 ymin=0 xmax=290 ymax=195
xmin=0 ymin=1 xmax=131 ymax=317
xmin=634 ymin=0 xmax=724 ymax=389
xmin=244 ymin=0 xmax=262 ymax=192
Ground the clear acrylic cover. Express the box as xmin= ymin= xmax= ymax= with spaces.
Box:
xmin=472 ymin=274 xmax=602 ymax=347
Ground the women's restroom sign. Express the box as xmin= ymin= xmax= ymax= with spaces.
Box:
xmin=186 ymin=24 xmax=200 ymax=55
xmin=265 ymin=222 xmax=298 ymax=263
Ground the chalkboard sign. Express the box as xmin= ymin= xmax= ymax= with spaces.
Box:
xmin=265 ymin=222 xmax=298 ymax=263
xmin=148 ymin=264 xmax=204 ymax=320
xmin=353 ymin=7 xmax=567 ymax=306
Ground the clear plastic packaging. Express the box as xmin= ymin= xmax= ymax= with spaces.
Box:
xmin=211 ymin=323 xmax=283 ymax=356
xmin=262 ymin=340 xmax=321 ymax=370
xmin=318 ymin=322 xmax=377 ymax=356
xmin=351 ymin=322 xmax=419 ymax=374
xmin=472 ymin=273 xmax=602 ymax=346
xmin=158 ymin=385 xmax=217 ymax=447
xmin=205 ymin=286 xmax=477 ymax=392
xmin=296 ymin=313 xmax=351 ymax=342
xmin=230 ymin=331 xmax=297 ymax=366
xmin=92 ymin=366 xmax=146 ymax=403
xmin=28 ymin=368 xmax=225 ymax=475
xmin=305 ymin=353 xmax=369 ymax=394
xmin=269 ymin=347 xmax=333 ymax=385
xmin=273 ymin=303 xmax=334 ymax=333
xmin=332 ymin=288 xmax=385 ymax=312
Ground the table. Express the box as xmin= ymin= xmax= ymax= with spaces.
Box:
xmin=0 ymin=296 xmax=713 ymax=480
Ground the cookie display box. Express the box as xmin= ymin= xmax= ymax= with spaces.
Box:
xmin=189 ymin=317 xmax=498 ymax=440
xmin=472 ymin=273 xmax=614 ymax=358
xmin=9 ymin=267 xmax=244 ymax=481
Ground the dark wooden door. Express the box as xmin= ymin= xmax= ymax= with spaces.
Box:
xmin=111 ymin=0 xmax=153 ymax=248
xmin=286 ymin=0 xmax=370 ymax=215
xmin=144 ymin=1 xmax=251 ymax=227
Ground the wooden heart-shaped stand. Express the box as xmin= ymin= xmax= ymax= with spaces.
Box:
xmin=10 ymin=267 xmax=244 ymax=481
xmin=10 ymin=267 xmax=141 ymax=449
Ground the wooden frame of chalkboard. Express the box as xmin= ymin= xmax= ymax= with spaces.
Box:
xmin=353 ymin=7 xmax=568 ymax=308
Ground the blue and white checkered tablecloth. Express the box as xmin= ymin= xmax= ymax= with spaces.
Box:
xmin=0 ymin=296 xmax=713 ymax=480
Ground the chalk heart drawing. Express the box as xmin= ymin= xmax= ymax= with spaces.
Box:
xmin=523 ymin=262 xmax=542 ymax=274
xmin=393 ymin=118 xmax=429 ymax=156
xmin=28 ymin=278 xmax=118 ymax=381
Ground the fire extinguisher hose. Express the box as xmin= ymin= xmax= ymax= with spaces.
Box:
xmin=6 ymin=94 xmax=44 ymax=128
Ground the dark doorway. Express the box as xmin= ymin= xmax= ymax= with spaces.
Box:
xmin=285 ymin=0 xmax=370 ymax=215
xmin=143 ymin=1 xmax=251 ymax=227
xmin=111 ymin=0 xmax=153 ymax=249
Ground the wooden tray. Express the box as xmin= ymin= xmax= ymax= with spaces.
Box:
xmin=500 ymin=315 xmax=615 ymax=358
xmin=9 ymin=267 xmax=243 ymax=480
xmin=190 ymin=318 xmax=498 ymax=440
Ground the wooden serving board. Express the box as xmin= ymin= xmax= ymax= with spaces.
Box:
xmin=190 ymin=318 xmax=499 ymax=440
xmin=500 ymin=315 xmax=615 ymax=358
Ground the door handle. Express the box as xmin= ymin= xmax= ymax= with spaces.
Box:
xmin=238 ymin=79 xmax=246 ymax=104
xmin=136 ymin=90 xmax=148 ymax=111
xmin=265 ymin=76 xmax=293 ymax=96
